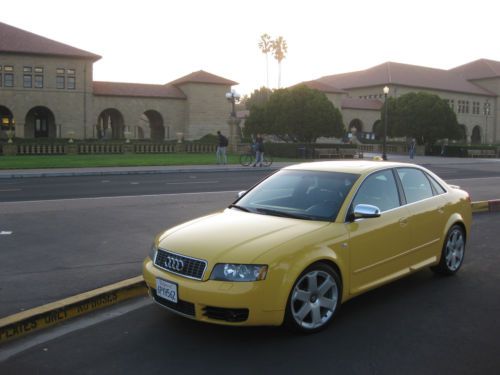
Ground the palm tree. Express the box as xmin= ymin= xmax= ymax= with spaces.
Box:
xmin=272 ymin=36 xmax=288 ymax=88
xmin=258 ymin=33 xmax=273 ymax=88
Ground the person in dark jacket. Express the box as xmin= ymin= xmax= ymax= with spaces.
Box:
xmin=253 ymin=134 xmax=264 ymax=167
xmin=216 ymin=131 xmax=228 ymax=164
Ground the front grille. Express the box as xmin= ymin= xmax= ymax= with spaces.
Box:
xmin=154 ymin=248 xmax=207 ymax=280
xmin=152 ymin=288 xmax=195 ymax=317
xmin=203 ymin=306 xmax=249 ymax=322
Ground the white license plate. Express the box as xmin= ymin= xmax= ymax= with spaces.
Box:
xmin=156 ymin=278 xmax=178 ymax=303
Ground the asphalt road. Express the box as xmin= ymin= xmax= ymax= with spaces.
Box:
xmin=0 ymin=170 xmax=272 ymax=202
xmin=2 ymin=212 xmax=499 ymax=374
xmin=0 ymin=162 xmax=499 ymax=202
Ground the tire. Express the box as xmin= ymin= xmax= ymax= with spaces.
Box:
xmin=263 ymin=155 xmax=273 ymax=167
xmin=431 ymin=224 xmax=466 ymax=275
xmin=284 ymin=263 xmax=341 ymax=333
xmin=239 ymin=154 xmax=253 ymax=166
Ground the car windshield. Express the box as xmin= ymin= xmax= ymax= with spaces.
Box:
xmin=234 ymin=170 xmax=359 ymax=221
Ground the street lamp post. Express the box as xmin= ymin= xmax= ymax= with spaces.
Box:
xmin=7 ymin=119 xmax=15 ymax=143
xmin=225 ymin=89 xmax=241 ymax=152
xmin=382 ymin=86 xmax=389 ymax=160
xmin=485 ymin=99 xmax=490 ymax=144
xmin=225 ymin=89 xmax=240 ymax=117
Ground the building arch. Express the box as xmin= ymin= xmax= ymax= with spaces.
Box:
xmin=25 ymin=106 xmax=56 ymax=138
xmin=0 ymin=105 xmax=14 ymax=139
xmin=96 ymin=109 xmax=125 ymax=140
xmin=349 ymin=119 xmax=363 ymax=133
xmin=471 ymin=125 xmax=481 ymax=144
xmin=136 ymin=110 xmax=166 ymax=141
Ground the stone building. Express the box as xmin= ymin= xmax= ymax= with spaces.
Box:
xmin=304 ymin=60 xmax=499 ymax=144
xmin=0 ymin=21 xmax=237 ymax=142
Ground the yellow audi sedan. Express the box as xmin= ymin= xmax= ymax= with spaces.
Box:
xmin=143 ymin=161 xmax=472 ymax=332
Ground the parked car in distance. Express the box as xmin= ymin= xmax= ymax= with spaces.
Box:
xmin=143 ymin=161 xmax=472 ymax=333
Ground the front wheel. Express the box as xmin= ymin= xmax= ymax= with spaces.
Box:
xmin=284 ymin=263 xmax=341 ymax=333
xmin=263 ymin=154 xmax=273 ymax=167
xmin=431 ymin=224 xmax=466 ymax=275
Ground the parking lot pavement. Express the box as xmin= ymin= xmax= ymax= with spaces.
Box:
xmin=2 ymin=212 xmax=499 ymax=373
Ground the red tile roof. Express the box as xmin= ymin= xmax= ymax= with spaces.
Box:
xmin=169 ymin=70 xmax=237 ymax=86
xmin=341 ymin=98 xmax=383 ymax=110
xmin=0 ymin=21 xmax=101 ymax=61
xmin=319 ymin=62 xmax=495 ymax=96
xmin=295 ymin=80 xmax=346 ymax=94
xmin=93 ymin=81 xmax=186 ymax=99
xmin=450 ymin=59 xmax=500 ymax=80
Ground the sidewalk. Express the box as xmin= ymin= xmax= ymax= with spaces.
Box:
xmin=1 ymin=154 xmax=499 ymax=179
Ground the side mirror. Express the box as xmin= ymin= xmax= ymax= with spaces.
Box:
xmin=353 ymin=204 xmax=381 ymax=219
xmin=237 ymin=191 xmax=246 ymax=199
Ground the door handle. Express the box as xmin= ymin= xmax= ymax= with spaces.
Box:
xmin=399 ymin=217 xmax=408 ymax=227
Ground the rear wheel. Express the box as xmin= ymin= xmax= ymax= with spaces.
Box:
xmin=284 ymin=263 xmax=341 ymax=333
xmin=431 ymin=224 xmax=466 ymax=275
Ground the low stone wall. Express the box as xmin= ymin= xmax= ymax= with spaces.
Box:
xmin=0 ymin=142 xmax=218 ymax=156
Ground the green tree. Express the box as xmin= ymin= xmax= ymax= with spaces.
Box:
xmin=382 ymin=92 xmax=461 ymax=145
xmin=242 ymin=87 xmax=273 ymax=110
xmin=258 ymin=33 xmax=273 ymax=88
xmin=245 ymin=85 xmax=344 ymax=142
xmin=272 ymin=36 xmax=288 ymax=88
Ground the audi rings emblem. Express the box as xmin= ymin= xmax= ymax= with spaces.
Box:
xmin=165 ymin=256 xmax=184 ymax=272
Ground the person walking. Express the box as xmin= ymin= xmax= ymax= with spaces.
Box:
xmin=409 ymin=138 xmax=416 ymax=159
xmin=253 ymin=134 xmax=264 ymax=167
xmin=216 ymin=131 xmax=228 ymax=164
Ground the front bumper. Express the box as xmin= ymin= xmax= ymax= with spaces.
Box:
xmin=142 ymin=258 xmax=285 ymax=326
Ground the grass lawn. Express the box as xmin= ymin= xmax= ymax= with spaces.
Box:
xmin=0 ymin=153 xmax=295 ymax=169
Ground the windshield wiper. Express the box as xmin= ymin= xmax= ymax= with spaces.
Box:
xmin=256 ymin=208 xmax=311 ymax=220
xmin=228 ymin=204 xmax=251 ymax=212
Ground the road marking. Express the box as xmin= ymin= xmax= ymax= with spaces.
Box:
xmin=0 ymin=297 xmax=151 ymax=361
xmin=0 ymin=189 xmax=21 ymax=192
xmin=165 ymin=181 xmax=219 ymax=185
xmin=0 ymin=190 xmax=239 ymax=204
xmin=0 ymin=231 xmax=13 ymax=235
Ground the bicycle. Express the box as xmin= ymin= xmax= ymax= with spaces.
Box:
xmin=239 ymin=148 xmax=273 ymax=167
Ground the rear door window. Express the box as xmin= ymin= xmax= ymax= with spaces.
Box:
xmin=397 ymin=168 xmax=434 ymax=204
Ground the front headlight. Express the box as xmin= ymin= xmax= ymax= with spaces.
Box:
xmin=210 ymin=264 xmax=268 ymax=282
xmin=149 ymin=243 xmax=157 ymax=261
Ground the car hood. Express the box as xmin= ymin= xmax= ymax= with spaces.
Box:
xmin=157 ymin=209 xmax=330 ymax=265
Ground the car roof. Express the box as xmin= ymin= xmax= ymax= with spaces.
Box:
xmin=284 ymin=160 xmax=420 ymax=174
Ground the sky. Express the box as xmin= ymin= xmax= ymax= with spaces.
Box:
xmin=2 ymin=0 xmax=500 ymax=96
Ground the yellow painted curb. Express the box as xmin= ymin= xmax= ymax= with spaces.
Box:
xmin=472 ymin=199 xmax=500 ymax=213
xmin=472 ymin=201 xmax=489 ymax=213
xmin=0 ymin=275 xmax=147 ymax=344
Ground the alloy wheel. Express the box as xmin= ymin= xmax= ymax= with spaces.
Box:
xmin=290 ymin=269 xmax=339 ymax=330
xmin=445 ymin=227 xmax=465 ymax=271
